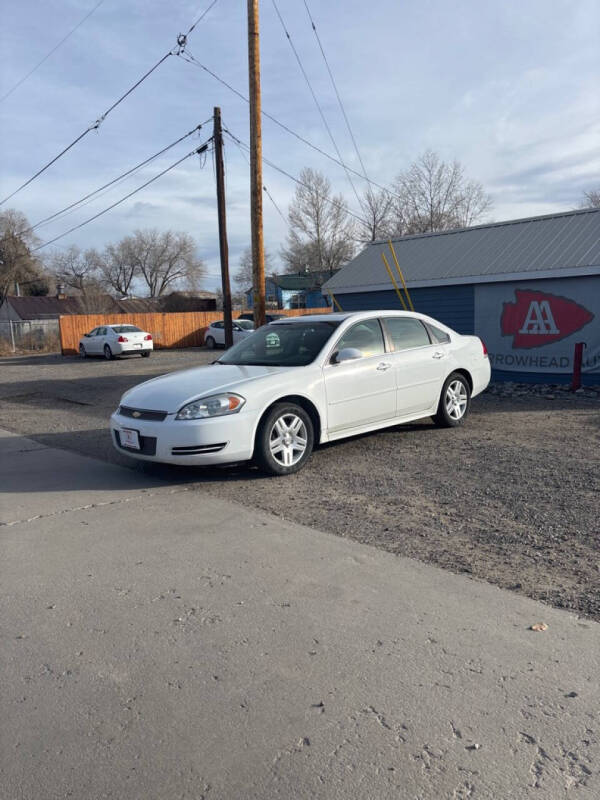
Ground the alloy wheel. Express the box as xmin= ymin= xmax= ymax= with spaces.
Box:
xmin=445 ymin=380 xmax=468 ymax=420
xmin=269 ymin=413 xmax=308 ymax=467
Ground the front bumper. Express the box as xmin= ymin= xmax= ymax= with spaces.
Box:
xmin=110 ymin=408 xmax=256 ymax=465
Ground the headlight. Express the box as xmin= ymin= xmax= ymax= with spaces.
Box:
xmin=176 ymin=393 xmax=245 ymax=420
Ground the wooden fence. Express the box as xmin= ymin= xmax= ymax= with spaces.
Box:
xmin=59 ymin=307 xmax=332 ymax=355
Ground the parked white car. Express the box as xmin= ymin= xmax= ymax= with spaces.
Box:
xmin=79 ymin=324 xmax=153 ymax=359
xmin=204 ymin=319 xmax=255 ymax=349
xmin=111 ymin=311 xmax=490 ymax=474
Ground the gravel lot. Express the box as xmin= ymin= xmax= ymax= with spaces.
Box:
xmin=1 ymin=350 xmax=599 ymax=620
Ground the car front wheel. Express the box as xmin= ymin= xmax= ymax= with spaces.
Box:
xmin=79 ymin=344 xmax=87 ymax=358
xmin=255 ymin=403 xmax=314 ymax=475
xmin=205 ymin=335 xmax=216 ymax=349
xmin=434 ymin=372 xmax=470 ymax=427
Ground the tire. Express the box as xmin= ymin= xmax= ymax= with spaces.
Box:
xmin=434 ymin=372 xmax=471 ymax=427
xmin=141 ymin=351 xmax=151 ymax=358
xmin=79 ymin=344 xmax=87 ymax=359
xmin=103 ymin=344 xmax=113 ymax=360
xmin=255 ymin=402 xmax=314 ymax=476
xmin=205 ymin=336 xmax=216 ymax=350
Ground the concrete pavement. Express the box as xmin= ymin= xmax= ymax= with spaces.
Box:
xmin=1 ymin=429 xmax=599 ymax=799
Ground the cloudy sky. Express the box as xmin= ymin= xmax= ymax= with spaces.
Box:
xmin=1 ymin=0 xmax=599 ymax=290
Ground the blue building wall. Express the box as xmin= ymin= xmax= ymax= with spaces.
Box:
xmin=338 ymin=285 xmax=475 ymax=334
xmin=336 ymin=283 xmax=597 ymax=385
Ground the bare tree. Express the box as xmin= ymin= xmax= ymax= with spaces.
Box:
xmin=50 ymin=245 xmax=103 ymax=294
xmin=127 ymin=229 xmax=205 ymax=297
xmin=390 ymin=150 xmax=492 ymax=235
xmin=97 ymin=239 xmax=137 ymax=296
xmin=357 ymin=187 xmax=395 ymax=242
xmin=0 ymin=209 xmax=46 ymax=304
xmin=234 ymin=246 xmax=275 ymax=287
xmin=581 ymin=189 xmax=600 ymax=208
xmin=281 ymin=168 xmax=356 ymax=274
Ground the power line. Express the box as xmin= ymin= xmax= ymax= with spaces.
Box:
xmin=0 ymin=52 xmax=172 ymax=207
xmin=301 ymin=0 xmax=369 ymax=184
xmin=33 ymin=140 xmax=212 ymax=252
xmin=0 ymin=0 xmax=106 ymax=105
xmin=223 ymin=129 xmax=370 ymax=229
xmin=186 ymin=0 xmax=221 ymax=35
xmin=270 ymin=0 xmax=361 ymax=207
xmin=25 ymin=122 xmax=211 ymax=234
xmin=0 ymin=1 xmax=220 ymax=207
xmin=179 ymin=49 xmax=403 ymax=204
xmin=227 ymin=131 xmax=287 ymax=223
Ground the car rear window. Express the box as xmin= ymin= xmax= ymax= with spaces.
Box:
xmin=426 ymin=323 xmax=451 ymax=344
xmin=111 ymin=325 xmax=141 ymax=333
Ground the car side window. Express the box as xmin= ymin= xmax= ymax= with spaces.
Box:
xmin=98 ymin=327 xmax=107 ymax=336
xmin=383 ymin=318 xmax=431 ymax=351
xmin=336 ymin=319 xmax=385 ymax=358
xmin=426 ymin=323 xmax=451 ymax=344
xmin=213 ymin=321 xmax=224 ymax=329
xmin=88 ymin=328 xmax=97 ymax=337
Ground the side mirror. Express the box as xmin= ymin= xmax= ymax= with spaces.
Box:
xmin=334 ymin=347 xmax=362 ymax=364
xmin=84 ymin=333 xmax=91 ymax=338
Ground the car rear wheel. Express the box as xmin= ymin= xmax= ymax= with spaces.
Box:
xmin=255 ymin=403 xmax=314 ymax=476
xmin=103 ymin=344 xmax=113 ymax=360
xmin=434 ymin=372 xmax=470 ymax=427
xmin=79 ymin=344 xmax=87 ymax=358
xmin=205 ymin=335 xmax=216 ymax=349
xmin=141 ymin=351 xmax=151 ymax=358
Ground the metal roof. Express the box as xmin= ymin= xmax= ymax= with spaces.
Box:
xmin=323 ymin=208 xmax=600 ymax=294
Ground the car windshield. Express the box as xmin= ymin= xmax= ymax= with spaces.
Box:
xmin=218 ymin=321 xmax=340 ymax=367
xmin=111 ymin=325 xmax=141 ymax=333
xmin=236 ymin=319 xmax=254 ymax=330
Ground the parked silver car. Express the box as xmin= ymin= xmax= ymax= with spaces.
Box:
xmin=204 ymin=319 xmax=254 ymax=349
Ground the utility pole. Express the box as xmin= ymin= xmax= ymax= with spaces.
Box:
xmin=247 ymin=0 xmax=265 ymax=328
xmin=213 ymin=106 xmax=233 ymax=348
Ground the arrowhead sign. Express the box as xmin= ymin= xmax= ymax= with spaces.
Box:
xmin=501 ymin=289 xmax=594 ymax=349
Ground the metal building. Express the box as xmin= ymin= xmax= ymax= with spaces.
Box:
xmin=323 ymin=208 xmax=600 ymax=384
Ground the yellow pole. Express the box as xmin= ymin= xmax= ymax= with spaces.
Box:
xmin=381 ymin=253 xmax=407 ymax=310
xmin=328 ymin=291 xmax=343 ymax=312
xmin=388 ymin=239 xmax=414 ymax=311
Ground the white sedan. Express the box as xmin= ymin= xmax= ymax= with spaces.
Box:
xmin=79 ymin=324 xmax=153 ymax=359
xmin=110 ymin=311 xmax=490 ymax=475
xmin=204 ymin=319 xmax=254 ymax=349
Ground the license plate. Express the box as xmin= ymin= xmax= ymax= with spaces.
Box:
xmin=133 ymin=343 xmax=142 ymax=348
xmin=120 ymin=428 xmax=140 ymax=449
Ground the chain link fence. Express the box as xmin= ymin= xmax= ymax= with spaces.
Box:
xmin=0 ymin=320 xmax=61 ymax=355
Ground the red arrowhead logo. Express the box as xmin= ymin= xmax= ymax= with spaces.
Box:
xmin=501 ymin=289 xmax=594 ymax=349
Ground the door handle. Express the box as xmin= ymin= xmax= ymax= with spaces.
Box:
xmin=432 ymin=351 xmax=445 ymax=359
xmin=376 ymin=362 xmax=392 ymax=371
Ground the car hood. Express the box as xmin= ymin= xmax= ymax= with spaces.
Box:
xmin=120 ymin=363 xmax=288 ymax=412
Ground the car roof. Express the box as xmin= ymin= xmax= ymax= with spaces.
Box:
xmin=270 ymin=310 xmax=423 ymax=324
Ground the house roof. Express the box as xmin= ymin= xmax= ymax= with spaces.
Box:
xmin=323 ymin=208 xmax=600 ymax=294
xmin=246 ymin=270 xmax=339 ymax=292
xmin=4 ymin=292 xmax=217 ymax=319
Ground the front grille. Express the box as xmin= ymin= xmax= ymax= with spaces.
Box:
xmin=171 ymin=443 xmax=227 ymax=456
xmin=119 ymin=406 xmax=167 ymax=422
xmin=114 ymin=430 xmax=157 ymax=456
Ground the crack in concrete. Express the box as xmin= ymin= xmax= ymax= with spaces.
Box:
xmin=0 ymin=485 xmax=196 ymax=528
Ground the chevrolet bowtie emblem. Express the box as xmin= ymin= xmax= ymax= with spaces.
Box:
xmin=132 ymin=411 xmax=141 ymax=418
